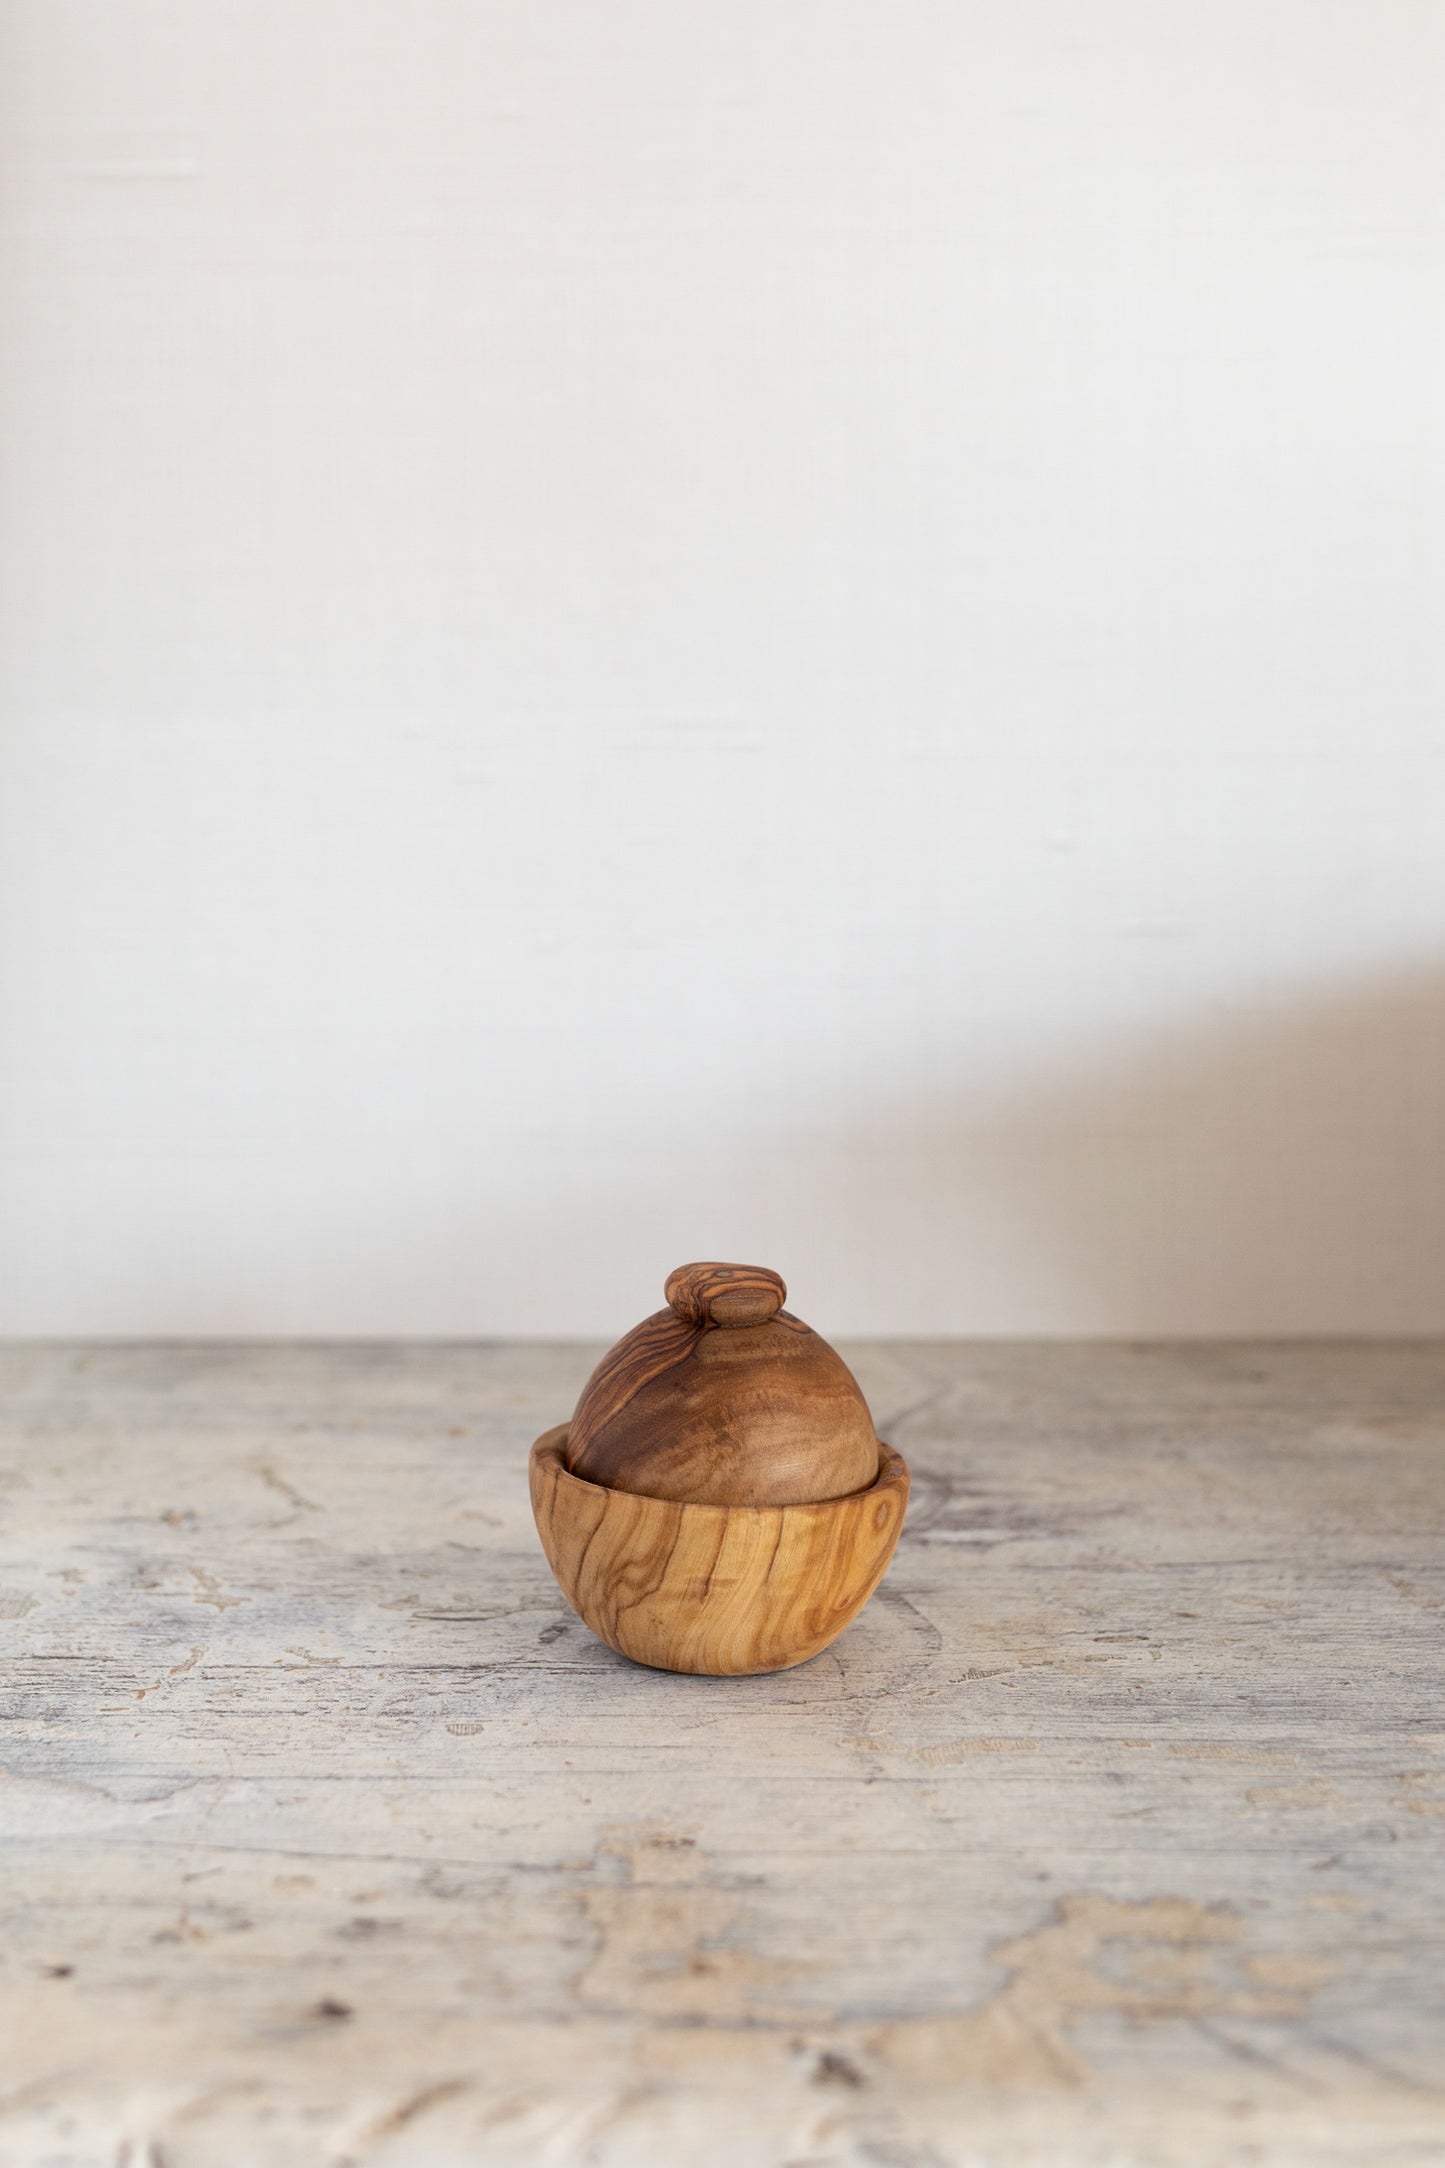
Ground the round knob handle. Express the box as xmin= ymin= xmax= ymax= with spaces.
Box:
xmin=664 ymin=1261 xmax=786 ymax=1329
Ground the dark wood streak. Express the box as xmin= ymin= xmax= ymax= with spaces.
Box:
xmin=567 ymin=1309 xmax=700 ymax=1460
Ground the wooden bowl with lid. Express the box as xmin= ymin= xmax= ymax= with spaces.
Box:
xmin=529 ymin=1262 xmax=909 ymax=1676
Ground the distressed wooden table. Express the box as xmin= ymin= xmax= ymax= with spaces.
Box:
xmin=1 ymin=1342 xmax=1442 ymax=2166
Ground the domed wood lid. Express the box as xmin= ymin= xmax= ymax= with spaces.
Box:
xmin=565 ymin=1262 xmax=881 ymax=1507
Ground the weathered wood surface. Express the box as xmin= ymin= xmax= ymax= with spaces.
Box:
xmin=1 ymin=1341 xmax=1442 ymax=2166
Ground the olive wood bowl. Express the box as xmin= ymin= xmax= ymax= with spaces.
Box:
xmin=529 ymin=1425 xmax=909 ymax=1677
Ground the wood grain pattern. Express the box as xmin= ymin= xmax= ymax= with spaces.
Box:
xmin=531 ymin=1425 xmax=908 ymax=1676
xmin=662 ymin=1261 xmax=787 ymax=1327
xmin=566 ymin=1261 xmax=880 ymax=1505
xmin=1 ymin=1340 xmax=1443 ymax=2166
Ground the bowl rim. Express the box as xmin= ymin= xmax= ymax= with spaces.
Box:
xmin=530 ymin=1424 xmax=907 ymax=1519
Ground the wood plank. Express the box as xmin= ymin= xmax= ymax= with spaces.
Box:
xmin=1 ymin=1341 xmax=1442 ymax=2164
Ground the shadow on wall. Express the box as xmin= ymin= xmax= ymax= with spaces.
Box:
xmin=421 ymin=959 xmax=1445 ymax=1338
xmin=489 ymin=958 xmax=1445 ymax=1338
xmin=56 ymin=959 xmax=1445 ymax=1337
xmin=873 ymin=958 xmax=1445 ymax=1335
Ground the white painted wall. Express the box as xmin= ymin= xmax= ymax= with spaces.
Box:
xmin=2 ymin=1 xmax=1443 ymax=1338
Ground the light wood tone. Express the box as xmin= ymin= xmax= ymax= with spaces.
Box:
xmin=566 ymin=1260 xmax=880 ymax=1505
xmin=531 ymin=1425 xmax=908 ymax=1675
xmin=1 ymin=1341 xmax=1443 ymax=2166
